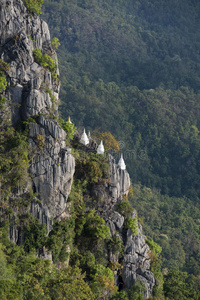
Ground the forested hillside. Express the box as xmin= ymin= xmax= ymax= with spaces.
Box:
xmin=42 ymin=0 xmax=200 ymax=294
xmin=43 ymin=0 xmax=200 ymax=199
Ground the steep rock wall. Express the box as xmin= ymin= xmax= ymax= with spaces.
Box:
xmin=0 ymin=0 xmax=75 ymax=240
xmin=91 ymin=155 xmax=155 ymax=298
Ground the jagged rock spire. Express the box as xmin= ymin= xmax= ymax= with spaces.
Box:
xmin=80 ymin=128 xmax=89 ymax=145
xmin=97 ymin=140 xmax=104 ymax=154
xmin=118 ymin=153 xmax=126 ymax=170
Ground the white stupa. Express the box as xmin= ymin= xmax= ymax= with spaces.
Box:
xmin=97 ymin=140 xmax=104 ymax=154
xmin=118 ymin=153 xmax=126 ymax=170
xmin=80 ymin=128 xmax=89 ymax=145
xmin=88 ymin=131 xmax=91 ymax=139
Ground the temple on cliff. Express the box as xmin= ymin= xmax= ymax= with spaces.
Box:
xmin=80 ymin=128 xmax=89 ymax=145
xmin=118 ymin=153 xmax=126 ymax=170
xmin=97 ymin=140 xmax=104 ymax=154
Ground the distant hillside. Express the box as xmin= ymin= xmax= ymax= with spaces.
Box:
xmin=43 ymin=0 xmax=200 ymax=90
xmin=43 ymin=0 xmax=200 ymax=199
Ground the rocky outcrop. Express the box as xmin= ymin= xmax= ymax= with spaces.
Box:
xmin=0 ymin=0 xmax=75 ymax=237
xmin=0 ymin=0 xmax=154 ymax=297
xmin=91 ymin=155 xmax=155 ymax=298
xmin=109 ymin=154 xmax=130 ymax=198
xmin=29 ymin=116 xmax=75 ymax=219
xmin=122 ymin=211 xmax=155 ymax=298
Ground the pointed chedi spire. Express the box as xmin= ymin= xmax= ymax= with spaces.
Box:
xmin=118 ymin=153 xmax=126 ymax=170
xmin=80 ymin=128 xmax=89 ymax=145
xmin=88 ymin=131 xmax=91 ymax=139
xmin=97 ymin=140 xmax=104 ymax=154
xmin=68 ymin=116 xmax=72 ymax=123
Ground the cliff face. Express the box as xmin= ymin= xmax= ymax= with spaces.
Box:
xmin=0 ymin=0 xmax=75 ymax=241
xmin=0 ymin=1 xmax=155 ymax=297
xmin=91 ymin=155 xmax=155 ymax=298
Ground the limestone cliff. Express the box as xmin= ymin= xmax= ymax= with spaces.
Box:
xmin=90 ymin=154 xmax=155 ymax=298
xmin=0 ymin=1 xmax=155 ymax=298
xmin=0 ymin=0 xmax=75 ymax=241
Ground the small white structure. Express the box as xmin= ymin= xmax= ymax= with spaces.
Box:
xmin=67 ymin=116 xmax=72 ymax=123
xmin=97 ymin=140 xmax=104 ymax=154
xmin=118 ymin=153 xmax=126 ymax=170
xmin=88 ymin=131 xmax=91 ymax=139
xmin=80 ymin=128 xmax=89 ymax=145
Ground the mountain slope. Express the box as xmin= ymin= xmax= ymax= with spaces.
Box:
xmin=42 ymin=0 xmax=200 ymax=284
xmin=0 ymin=0 xmax=158 ymax=299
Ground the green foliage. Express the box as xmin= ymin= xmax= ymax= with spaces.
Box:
xmin=131 ymin=184 xmax=200 ymax=275
xmin=111 ymin=281 xmax=146 ymax=300
xmin=48 ymin=265 xmax=95 ymax=300
xmin=76 ymin=210 xmax=110 ymax=241
xmin=58 ymin=117 xmax=76 ymax=140
xmin=0 ymin=242 xmax=22 ymax=299
xmin=68 ymin=179 xmax=85 ymax=215
xmin=36 ymin=133 xmax=45 ymax=149
xmin=0 ymin=123 xmax=30 ymax=206
xmin=125 ymin=218 xmax=138 ymax=235
xmin=0 ymin=224 xmax=95 ymax=299
xmin=74 ymin=150 xmax=109 ymax=186
xmin=0 ymin=76 xmax=7 ymax=93
xmin=33 ymin=48 xmax=58 ymax=80
xmin=108 ymin=234 xmax=124 ymax=255
xmin=23 ymin=217 xmax=47 ymax=252
xmin=146 ymin=238 xmax=162 ymax=258
xmin=163 ymin=270 xmax=200 ymax=299
xmin=46 ymin=217 xmax=75 ymax=262
xmin=0 ymin=95 xmax=7 ymax=110
xmin=24 ymin=0 xmax=43 ymax=15
xmin=92 ymin=130 xmax=120 ymax=152
xmin=91 ymin=264 xmax=114 ymax=282
xmin=116 ymin=198 xmax=134 ymax=219
xmin=145 ymin=237 xmax=164 ymax=297
xmin=51 ymin=37 xmax=60 ymax=50
xmin=90 ymin=264 xmax=117 ymax=298
xmin=0 ymin=60 xmax=9 ymax=109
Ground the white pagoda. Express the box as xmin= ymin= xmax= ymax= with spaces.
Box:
xmin=97 ymin=140 xmax=104 ymax=154
xmin=118 ymin=153 xmax=126 ymax=170
xmin=67 ymin=116 xmax=72 ymax=123
xmin=80 ymin=128 xmax=89 ymax=145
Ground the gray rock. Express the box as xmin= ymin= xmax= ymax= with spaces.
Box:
xmin=109 ymin=154 xmax=130 ymax=198
xmin=122 ymin=217 xmax=154 ymax=297
xmin=0 ymin=0 xmax=75 ymax=237
xmin=90 ymin=155 xmax=155 ymax=298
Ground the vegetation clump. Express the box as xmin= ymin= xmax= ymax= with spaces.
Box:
xmin=125 ymin=218 xmax=138 ymax=235
xmin=59 ymin=117 xmax=76 ymax=140
xmin=92 ymin=130 xmax=120 ymax=152
xmin=51 ymin=37 xmax=60 ymax=50
xmin=33 ymin=48 xmax=58 ymax=80
xmin=23 ymin=0 xmax=43 ymax=15
xmin=74 ymin=150 xmax=109 ymax=186
xmin=116 ymin=196 xmax=134 ymax=219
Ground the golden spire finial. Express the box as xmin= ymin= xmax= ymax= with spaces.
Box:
xmin=68 ymin=116 xmax=72 ymax=123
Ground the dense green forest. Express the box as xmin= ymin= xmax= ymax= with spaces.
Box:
xmin=41 ymin=0 xmax=200 ymax=296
